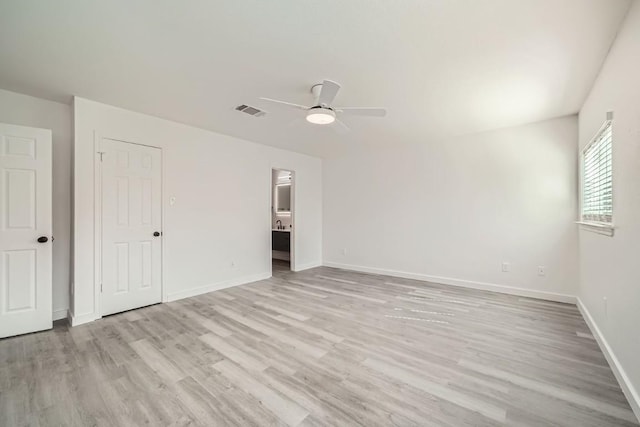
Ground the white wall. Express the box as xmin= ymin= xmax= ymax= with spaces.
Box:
xmin=578 ymin=1 xmax=640 ymax=417
xmin=73 ymin=97 xmax=322 ymax=323
xmin=0 ymin=89 xmax=71 ymax=320
xmin=324 ymin=116 xmax=579 ymax=302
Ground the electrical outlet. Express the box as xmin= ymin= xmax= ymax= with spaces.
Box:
xmin=538 ymin=265 xmax=546 ymax=276
xmin=501 ymin=262 xmax=510 ymax=272
xmin=342 ymin=248 xmax=347 ymax=256
xmin=169 ymin=196 xmax=176 ymax=206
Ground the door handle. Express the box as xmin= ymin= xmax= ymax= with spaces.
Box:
xmin=153 ymin=231 xmax=161 ymax=237
xmin=37 ymin=236 xmax=49 ymax=243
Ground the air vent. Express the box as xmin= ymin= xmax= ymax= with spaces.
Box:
xmin=235 ymin=104 xmax=266 ymax=117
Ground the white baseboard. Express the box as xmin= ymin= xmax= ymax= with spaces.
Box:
xmin=53 ymin=308 xmax=68 ymax=321
xmin=68 ymin=310 xmax=97 ymax=327
xmin=323 ymin=261 xmax=576 ymax=304
xmin=166 ymin=272 xmax=271 ymax=302
xmin=67 ymin=273 xmax=272 ymax=327
xmin=577 ymin=298 xmax=640 ymax=422
xmin=293 ymin=260 xmax=323 ymax=272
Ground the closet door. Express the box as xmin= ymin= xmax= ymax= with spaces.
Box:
xmin=100 ymin=138 xmax=162 ymax=316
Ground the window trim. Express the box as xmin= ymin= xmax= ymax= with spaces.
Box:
xmin=578 ymin=119 xmax=614 ymax=236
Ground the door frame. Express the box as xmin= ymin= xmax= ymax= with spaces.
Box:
xmin=269 ymin=166 xmax=296 ymax=273
xmin=93 ymin=132 xmax=165 ymax=319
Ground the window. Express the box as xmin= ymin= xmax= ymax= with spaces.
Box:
xmin=581 ymin=120 xmax=612 ymax=224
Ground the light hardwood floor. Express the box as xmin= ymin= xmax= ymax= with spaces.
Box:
xmin=1 ymin=262 xmax=638 ymax=426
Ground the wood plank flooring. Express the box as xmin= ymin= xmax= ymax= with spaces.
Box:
xmin=1 ymin=262 xmax=637 ymax=426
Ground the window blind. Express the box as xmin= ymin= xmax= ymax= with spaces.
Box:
xmin=582 ymin=121 xmax=612 ymax=223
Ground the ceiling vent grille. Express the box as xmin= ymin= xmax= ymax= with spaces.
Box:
xmin=235 ymin=104 xmax=266 ymax=117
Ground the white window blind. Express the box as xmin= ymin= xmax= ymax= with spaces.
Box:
xmin=582 ymin=121 xmax=612 ymax=223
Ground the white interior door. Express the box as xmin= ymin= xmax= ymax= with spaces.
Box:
xmin=0 ymin=123 xmax=52 ymax=338
xmin=101 ymin=138 xmax=162 ymax=316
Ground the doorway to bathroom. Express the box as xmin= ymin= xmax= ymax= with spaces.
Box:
xmin=271 ymin=168 xmax=294 ymax=272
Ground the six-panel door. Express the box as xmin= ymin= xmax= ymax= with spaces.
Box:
xmin=0 ymin=123 xmax=52 ymax=338
xmin=100 ymin=138 xmax=162 ymax=316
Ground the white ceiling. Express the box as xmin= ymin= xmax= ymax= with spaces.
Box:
xmin=0 ymin=0 xmax=632 ymax=157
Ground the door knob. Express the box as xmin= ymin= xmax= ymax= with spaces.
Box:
xmin=153 ymin=231 xmax=161 ymax=237
xmin=37 ymin=236 xmax=49 ymax=243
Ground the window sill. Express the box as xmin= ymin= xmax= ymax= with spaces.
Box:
xmin=576 ymin=221 xmax=615 ymax=237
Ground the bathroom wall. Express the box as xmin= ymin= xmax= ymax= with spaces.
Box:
xmin=272 ymin=169 xmax=293 ymax=229
xmin=272 ymin=169 xmax=293 ymax=261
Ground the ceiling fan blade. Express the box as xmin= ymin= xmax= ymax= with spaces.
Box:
xmin=259 ymin=97 xmax=310 ymax=111
xmin=317 ymin=80 xmax=341 ymax=106
xmin=330 ymin=119 xmax=350 ymax=134
xmin=336 ymin=107 xmax=387 ymax=117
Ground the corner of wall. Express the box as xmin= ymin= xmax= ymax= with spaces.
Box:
xmin=577 ymin=298 xmax=640 ymax=421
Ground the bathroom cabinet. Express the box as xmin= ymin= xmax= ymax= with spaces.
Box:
xmin=272 ymin=230 xmax=290 ymax=252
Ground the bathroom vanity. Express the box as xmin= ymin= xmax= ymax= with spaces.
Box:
xmin=272 ymin=229 xmax=291 ymax=252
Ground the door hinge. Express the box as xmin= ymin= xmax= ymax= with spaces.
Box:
xmin=100 ymin=283 xmax=103 ymax=293
xmin=97 ymin=151 xmax=105 ymax=162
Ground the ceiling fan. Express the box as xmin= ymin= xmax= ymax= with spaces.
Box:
xmin=259 ymin=80 xmax=386 ymax=132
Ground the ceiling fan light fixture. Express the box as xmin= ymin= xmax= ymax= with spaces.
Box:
xmin=306 ymin=108 xmax=336 ymax=125
xmin=260 ymin=80 xmax=386 ymax=132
